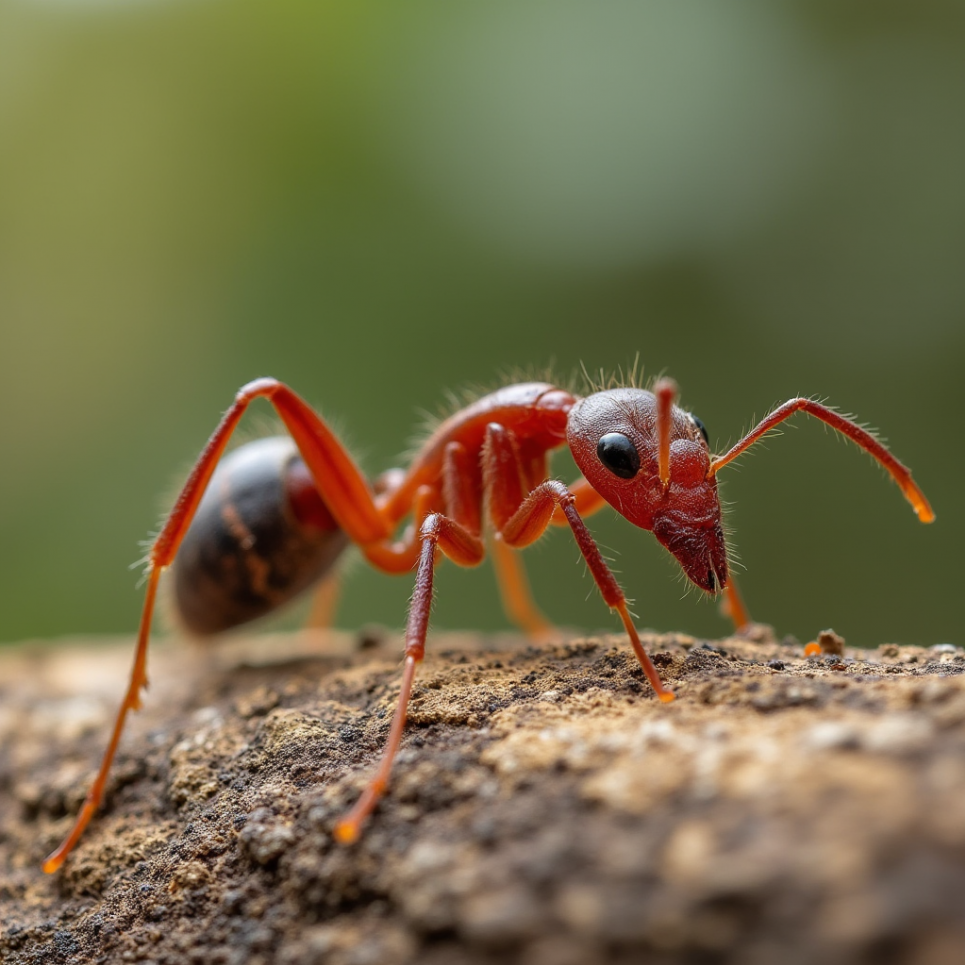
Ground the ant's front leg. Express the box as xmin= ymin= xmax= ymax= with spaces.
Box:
xmin=720 ymin=576 xmax=752 ymax=632
xmin=549 ymin=476 xmax=608 ymax=526
xmin=484 ymin=423 xmax=674 ymax=703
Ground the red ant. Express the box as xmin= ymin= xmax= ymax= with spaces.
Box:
xmin=43 ymin=373 xmax=934 ymax=871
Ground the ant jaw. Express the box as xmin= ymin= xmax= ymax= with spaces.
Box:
xmin=652 ymin=515 xmax=728 ymax=595
xmin=707 ymin=561 xmax=726 ymax=595
xmin=696 ymin=561 xmax=726 ymax=595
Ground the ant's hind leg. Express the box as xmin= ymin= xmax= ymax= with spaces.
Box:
xmin=45 ymin=378 xmax=398 ymax=872
xmin=42 ymin=567 xmax=162 ymax=873
xmin=306 ymin=571 xmax=342 ymax=630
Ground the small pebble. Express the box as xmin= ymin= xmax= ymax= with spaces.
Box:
xmin=817 ymin=629 xmax=846 ymax=656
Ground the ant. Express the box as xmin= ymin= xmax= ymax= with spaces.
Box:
xmin=42 ymin=372 xmax=934 ymax=872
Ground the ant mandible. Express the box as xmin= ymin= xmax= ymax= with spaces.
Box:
xmin=43 ymin=373 xmax=934 ymax=872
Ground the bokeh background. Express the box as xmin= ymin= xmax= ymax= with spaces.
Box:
xmin=1 ymin=0 xmax=961 ymax=649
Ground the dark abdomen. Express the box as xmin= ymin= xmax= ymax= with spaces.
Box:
xmin=172 ymin=436 xmax=350 ymax=635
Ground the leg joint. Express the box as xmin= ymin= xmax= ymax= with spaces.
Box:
xmin=236 ymin=377 xmax=281 ymax=404
xmin=419 ymin=512 xmax=444 ymax=541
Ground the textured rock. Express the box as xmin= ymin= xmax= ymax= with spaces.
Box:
xmin=2 ymin=629 xmax=965 ymax=964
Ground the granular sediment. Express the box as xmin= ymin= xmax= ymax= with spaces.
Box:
xmin=2 ymin=628 xmax=965 ymax=965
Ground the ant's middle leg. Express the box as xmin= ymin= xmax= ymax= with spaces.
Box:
xmin=490 ymin=535 xmax=554 ymax=637
xmin=334 ymin=442 xmax=485 ymax=843
xmin=333 ymin=511 xmax=484 ymax=843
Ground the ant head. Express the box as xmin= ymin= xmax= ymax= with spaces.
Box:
xmin=567 ymin=387 xmax=728 ymax=593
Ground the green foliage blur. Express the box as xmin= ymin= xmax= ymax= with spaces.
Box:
xmin=1 ymin=0 xmax=961 ymax=648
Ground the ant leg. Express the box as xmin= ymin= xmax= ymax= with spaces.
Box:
xmin=441 ymin=441 xmax=482 ymax=537
xmin=335 ymin=444 xmax=485 ymax=843
xmin=334 ymin=510 xmax=484 ymax=844
xmin=45 ymin=391 xmax=307 ymax=870
xmin=491 ymin=535 xmax=554 ymax=637
xmin=485 ymin=424 xmax=674 ymax=703
xmin=550 ymin=477 xmax=608 ymax=526
xmin=306 ymin=571 xmax=342 ymax=630
xmin=42 ymin=568 xmax=162 ymax=873
xmin=709 ymin=398 xmax=935 ymax=523
xmin=720 ymin=574 xmax=752 ymax=632
xmin=654 ymin=377 xmax=678 ymax=489
xmin=505 ymin=484 xmax=674 ymax=702
xmin=44 ymin=379 xmax=418 ymax=871
xmin=360 ymin=469 xmax=454 ymax=575
xmin=474 ymin=437 xmax=553 ymax=635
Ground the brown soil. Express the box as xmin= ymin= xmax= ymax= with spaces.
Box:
xmin=2 ymin=625 xmax=965 ymax=965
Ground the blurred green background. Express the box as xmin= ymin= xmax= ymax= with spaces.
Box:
xmin=0 ymin=0 xmax=961 ymax=649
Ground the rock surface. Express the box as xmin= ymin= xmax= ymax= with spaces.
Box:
xmin=2 ymin=627 xmax=965 ymax=964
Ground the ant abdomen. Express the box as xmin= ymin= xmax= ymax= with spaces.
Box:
xmin=172 ymin=436 xmax=349 ymax=635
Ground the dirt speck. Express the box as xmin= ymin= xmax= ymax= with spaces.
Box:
xmin=817 ymin=628 xmax=847 ymax=655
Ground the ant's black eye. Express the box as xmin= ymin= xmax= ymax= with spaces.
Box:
xmin=691 ymin=414 xmax=709 ymax=445
xmin=597 ymin=433 xmax=640 ymax=479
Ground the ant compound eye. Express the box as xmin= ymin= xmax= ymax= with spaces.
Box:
xmin=597 ymin=433 xmax=641 ymax=479
xmin=690 ymin=414 xmax=709 ymax=445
